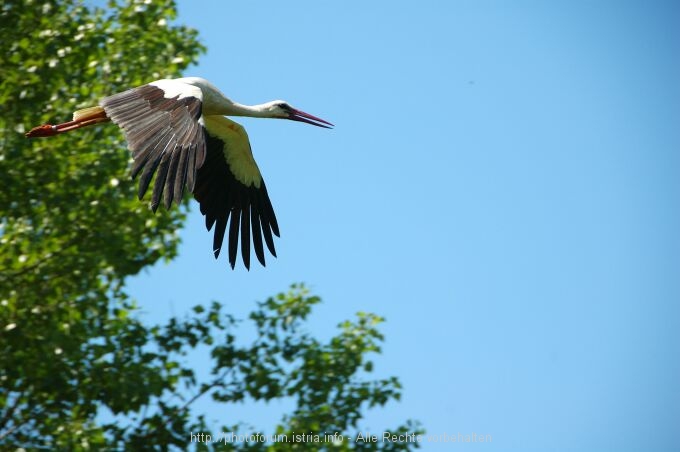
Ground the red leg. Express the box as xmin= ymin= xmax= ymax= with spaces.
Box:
xmin=26 ymin=109 xmax=110 ymax=138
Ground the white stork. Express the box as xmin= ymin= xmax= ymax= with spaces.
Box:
xmin=26 ymin=77 xmax=333 ymax=269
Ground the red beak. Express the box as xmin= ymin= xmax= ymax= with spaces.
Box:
xmin=289 ymin=108 xmax=334 ymax=128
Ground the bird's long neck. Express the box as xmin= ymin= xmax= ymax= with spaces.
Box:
xmin=203 ymin=92 xmax=273 ymax=118
xmin=181 ymin=77 xmax=276 ymax=118
xmin=222 ymin=102 xmax=273 ymax=118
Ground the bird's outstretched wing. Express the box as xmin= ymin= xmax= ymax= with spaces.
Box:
xmin=194 ymin=116 xmax=279 ymax=270
xmin=100 ymin=81 xmax=206 ymax=211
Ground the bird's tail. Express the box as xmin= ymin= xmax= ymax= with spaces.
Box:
xmin=25 ymin=105 xmax=109 ymax=138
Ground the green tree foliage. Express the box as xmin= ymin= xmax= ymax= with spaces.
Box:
xmin=0 ymin=0 xmax=420 ymax=449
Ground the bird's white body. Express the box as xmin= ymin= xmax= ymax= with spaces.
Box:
xmin=153 ymin=77 xmax=288 ymax=119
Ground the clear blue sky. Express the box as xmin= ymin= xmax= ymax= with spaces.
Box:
xmin=127 ymin=1 xmax=680 ymax=450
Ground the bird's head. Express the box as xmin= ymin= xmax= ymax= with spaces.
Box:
xmin=265 ymin=100 xmax=334 ymax=128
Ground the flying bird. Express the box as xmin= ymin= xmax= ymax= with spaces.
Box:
xmin=26 ymin=77 xmax=333 ymax=269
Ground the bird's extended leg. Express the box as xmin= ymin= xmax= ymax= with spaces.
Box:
xmin=25 ymin=106 xmax=110 ymax=138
